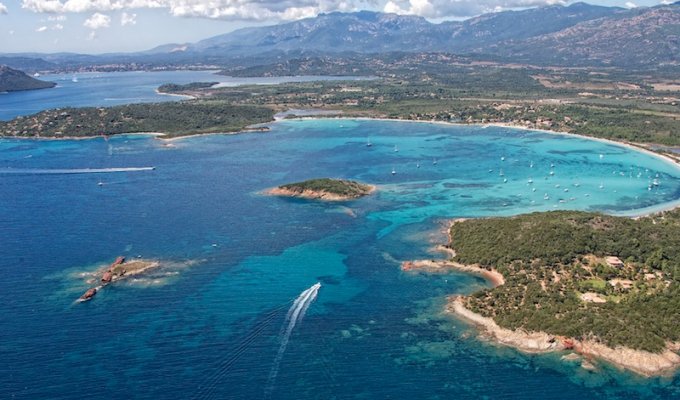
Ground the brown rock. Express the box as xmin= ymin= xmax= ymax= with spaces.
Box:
xmin=80 ymin=288 xmax=97 ymax=301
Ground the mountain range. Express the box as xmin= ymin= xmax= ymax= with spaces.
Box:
xmin=1 ymin=2 xmax=679 ymax=70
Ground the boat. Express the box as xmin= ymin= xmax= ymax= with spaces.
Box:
xmin=599 ymin=183 xmax=604 ymax=189
xmin=503 ymin=178 xmax=508 ymax=183
xmin=543 ymin=194 xmax=550 ymax=200
xmin=527 ymin=178 xmax=533 ymax=184
xmin=499 ymin=169 xmax=504 ymax=177
xmin=33 ymin=72 xmax=40 ymax=77
xmin=549 ymin=171 xmax=555 ymax=176
xmin=72 ymin=76 xmax=78 ymax=83
xmin=653 ymin=178 xmax=660 ymax=186
xmin=433 ymin=159 xmax=437 ymax=165
xmin=416 ymin=162 xmax=420 ymax=168
xmin=530 ymin=161 xmax=534 ymax=168
xmin=366 ymin=137 xmax=372 ymax=147
xmin=599 ymin=154 xmax=604 ymax=160
xmin=394 ymin=145 xmax=398 ymax=152
xmin=391 ymin=168 xmax=396 ymax=175
xmin=501 ymin=156 xmax=505 ymax=161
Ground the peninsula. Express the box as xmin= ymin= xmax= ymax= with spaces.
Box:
xmin=0 ymin=65 xmax=55 ymax=92
xmin=404 ymin=211 xmax=680 ymax=376
xmin=267 ymin=178 xmax=375 ymax=201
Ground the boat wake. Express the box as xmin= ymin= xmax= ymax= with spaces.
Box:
xmin=0 ymin=167 xmax=155 ymax=175
xmin=264 ymin=282 xmax=321 ymax=398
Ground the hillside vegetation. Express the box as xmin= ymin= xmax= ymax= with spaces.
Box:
xmin=451 ymin=210 xmax=680 ymax=352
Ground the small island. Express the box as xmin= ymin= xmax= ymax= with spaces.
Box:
xmin=78 ymin=256 xmax=160 ymax=302
xmin=267 ymin=178 xmax=376 ymax=201
xmin=404 ymin=210 xmax=680 ymax=377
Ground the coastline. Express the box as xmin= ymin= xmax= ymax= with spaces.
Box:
xmin=4 ymin=114 xmax=680 ymax=216
xmin=402 ymin=259 xmax=505 ymax=287
xmin=448 ymin=296 xmax=680 ymax=377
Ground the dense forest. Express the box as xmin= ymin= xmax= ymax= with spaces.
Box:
xmin=0 ymin=101 xmax=274 ymax=138
xmin=451 ymin=210 xmax=680 ymax=352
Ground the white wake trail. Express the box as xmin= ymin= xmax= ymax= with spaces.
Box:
xmin=264 ymin=282 xmax=321 ymax=397
xmin=0 ymin=167 xmax=155 ymax=175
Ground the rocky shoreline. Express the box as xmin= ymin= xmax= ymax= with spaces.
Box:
xmin=447 ymin=296 xmax=680 ymax=377
xmin=266 ymin=183 xmax=376 ymax=201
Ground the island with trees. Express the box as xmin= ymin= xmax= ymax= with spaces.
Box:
xmin=266 ymin=178 xmax=376 ymax=201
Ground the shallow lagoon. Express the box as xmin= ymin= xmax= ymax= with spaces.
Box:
xmin=1 ymin=119 xmax=679 ymax=399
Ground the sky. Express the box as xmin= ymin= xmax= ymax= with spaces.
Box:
xmin=0 ymin=0 xmax=672 ymax=54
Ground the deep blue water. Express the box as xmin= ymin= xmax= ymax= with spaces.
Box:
xmin=1 ymin=119 xmax=680 ymax=399
xmin=0 ymin=71 xmax=368 ymax=121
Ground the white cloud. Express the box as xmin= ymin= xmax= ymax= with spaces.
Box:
xmin=48 ymin=14 xmax=67 ymax=20
xmin=83 ymin=12 xmax=110 ymax=29
xmin=8 ymin=29 xmax=14 ymax=34
xmin=121 ymin=11 xmax=136 ymax=25
xmin=36 ymin=25 xmax=48 ymax=31
xmin=383 ymin=0 xmax=566 ymax=18
xmin=0 ymin=2 xmax=7 ymax=14
xmin=20 ymin=0 xmax=573 ymax=21
xmin=624 ymin=1 xmax=637 ymax=8
xmin=53 ymin=23 xmax=64 ymax=29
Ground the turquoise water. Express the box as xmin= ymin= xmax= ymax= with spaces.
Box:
xmin=1 ymin=119 xmax=679 ymax=399
xmin=0 ymin=71 xmax=368 ymax=120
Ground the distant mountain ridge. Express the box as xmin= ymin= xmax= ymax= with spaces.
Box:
xmin=2 ymin=2 xmax=679 ymax=69
xmin=166 ymin=3 xmax=621 ymax=56
xmin=0 ymin=65 xmax=56 ymax=92
xmin=149 ymin=2 xmax=677 ymax=67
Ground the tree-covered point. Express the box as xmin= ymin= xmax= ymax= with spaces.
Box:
xmin=0 ymin=101 xmax=275 ymax=138
xmin=279 ymin=178 xmax=374 ymax=198
xmin=0 ymin=65 xmax=56 ymax=92
xmin=451 ymin=210 xmax=680 ymax=353
xmin=157 ymin=82 xmax=219 ymax=93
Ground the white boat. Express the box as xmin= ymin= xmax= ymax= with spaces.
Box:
xmin=394 ymin=145 xmax=398 ymax=152
xmin=549 ymin=171 xmax=555 ymax=176
xmin=501 ymin=156 xmax=505 ymax=161
xmin=366 ymin=138 xmax=372 ymax=147
xmin=416 ymin=162 xmax=420 ymax=168
xmin=499 ymin=169 xmax=504 ymax=177
xmin=391 ymin=168 xmax=396 ymax=175
xmin=433 ymin=159 xmax=437 ymax=165
xmin=527 ymin=178 xmax=533 ymax=184
xmin=33 ymin=72 xmax=40 ymax=77
xmin=72 ymin=76 xmax=78 ymax=83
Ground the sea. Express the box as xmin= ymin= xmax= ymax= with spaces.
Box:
xmin=1 ymin=73 xmax=679 ymax=399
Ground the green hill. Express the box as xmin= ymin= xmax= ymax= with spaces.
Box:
xmin=0 ymin=65 xmax=55 ymax=92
